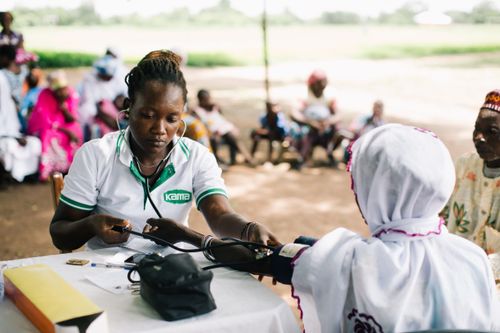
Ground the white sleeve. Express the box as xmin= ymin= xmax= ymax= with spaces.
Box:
xmin=191 ymin=143 xmax=227 ymax=209
xmin=59 ymin=143 xmax=99 ymax=211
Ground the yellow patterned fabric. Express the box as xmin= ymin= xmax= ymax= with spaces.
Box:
xmin=182 ymin=114 xmax=211 ymax=151
xmin=444 ymin=152 xmax=500 ymax=250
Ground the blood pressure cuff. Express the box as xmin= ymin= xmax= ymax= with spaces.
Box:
xmin=271 ymin=242 xmax=311 ymax=285
xmin=132 ymin=253 xmax=216 ymax=321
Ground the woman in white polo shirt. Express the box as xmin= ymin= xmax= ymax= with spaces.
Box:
xmin=50 ymin=50 xmax=277 ymax=251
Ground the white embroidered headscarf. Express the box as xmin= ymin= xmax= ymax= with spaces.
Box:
xmin=292 ymin=124 xmax=500 ymax=332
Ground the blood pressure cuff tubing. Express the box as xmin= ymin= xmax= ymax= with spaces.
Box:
xmin=132 ymin=253 xmax=217 ymax=321
xmin=271 ymin=236 xmax=317 ymax=285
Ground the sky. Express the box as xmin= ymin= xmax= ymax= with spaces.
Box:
xmin=2 ymin=0 xmax=499 ymax=20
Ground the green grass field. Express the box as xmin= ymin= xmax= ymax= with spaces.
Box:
xmin=23 ymin=24 xmax=500 ymax=64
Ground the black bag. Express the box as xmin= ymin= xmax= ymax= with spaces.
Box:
xmin=129 ymin=253 xmax=217 ymax=321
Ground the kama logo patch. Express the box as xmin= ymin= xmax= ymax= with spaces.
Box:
xmin=163 ymin=190 xmax=192 ymax=204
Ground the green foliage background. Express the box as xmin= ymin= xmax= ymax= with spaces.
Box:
xmin=13 ymin=0 xmax=500 ymax=27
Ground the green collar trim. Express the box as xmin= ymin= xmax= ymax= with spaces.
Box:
xmin=115 ymin=130 xmax=125 ymax=155
xmin=129 ymin=161 xmax=145 ymax=183
xmin=129 ymin=161 xmax=176 ymax=191
xmin=179 ymin=139 xmax=190 ymax=160
xmin=152 ymin=163 xmax=175 ymax=191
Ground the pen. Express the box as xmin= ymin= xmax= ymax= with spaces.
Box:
xmin=90 ymin=262 xmax=134 ymax=270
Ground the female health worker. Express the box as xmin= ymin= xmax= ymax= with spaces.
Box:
xmin=50 ymin=50 xmax=277 ymax=251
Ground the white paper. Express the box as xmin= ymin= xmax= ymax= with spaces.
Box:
xmin=120 ymin=237 xmax=176 ymax=256
xmin=85 ymin=270 xmax=131 ymax=295
xmin=106 ymin=252 xmax=135 ymax=266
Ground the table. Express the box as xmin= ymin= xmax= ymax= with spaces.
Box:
xmin=0 ymin=244 xmax=300 ymax=333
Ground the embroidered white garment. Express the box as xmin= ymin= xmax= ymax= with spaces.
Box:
xmin=292 ymin=124 xmax=500 ymax=332
xmin=0 ymin=71 xmax=41 ymax=181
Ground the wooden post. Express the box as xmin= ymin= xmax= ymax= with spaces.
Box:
xmin=262 ymin=0 xmax=270 ymax=102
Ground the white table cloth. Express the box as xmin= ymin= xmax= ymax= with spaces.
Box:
xmin=0 ymin=244 xmax=300 ymax=333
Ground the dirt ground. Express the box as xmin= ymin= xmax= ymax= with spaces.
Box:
xmin=0 ymin=55 xmax=490 ymax=313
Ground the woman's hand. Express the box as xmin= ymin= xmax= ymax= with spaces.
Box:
xmin=91 ymin=215 xmax=131 ymax=244
xmin=59 ymin=101 xmax=75 ymax=123
xmin=143 ymin=218 xmax=189 ymax=245
xmin=57 ymin=127 xmax=79 ymax=143
xmin=244 ymin=222 xmax=281 ymax=247
xmin=15 ymin=136 xmax=27 ymax=147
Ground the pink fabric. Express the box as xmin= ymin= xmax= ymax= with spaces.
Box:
xmin=27 ymin=87 xmax=82 ymax=180
xmin=373 ymin=218 xmax=445 ymax=239
xmin=290 ymin=246 xmax=309 ymax=324
xmin=94 ymin=99 xmax=119 ymax=137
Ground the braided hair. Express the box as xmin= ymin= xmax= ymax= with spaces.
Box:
xmin=125 ymin=50 xmax=187 ymax=104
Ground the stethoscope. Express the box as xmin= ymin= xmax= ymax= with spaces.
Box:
xmin=116 ymin=109 xmax=187 ymax=218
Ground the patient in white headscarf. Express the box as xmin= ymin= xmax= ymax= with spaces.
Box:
xmin=291 ymin=124 xmax=499 ymax=332
xmin=145 ymin=123 xmax=500 ymax=332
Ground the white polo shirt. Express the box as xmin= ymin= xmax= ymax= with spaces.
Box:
xmin=60 ymin=128 xmax=227 ymax=249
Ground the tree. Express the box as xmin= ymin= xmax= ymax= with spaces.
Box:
xmin=469 ymin=1 xmax=500 ymax=23
xmin=320 ymin=11 xmax=361 ymax=25
xmin=377 ymin=1 xmax=427 ymax=24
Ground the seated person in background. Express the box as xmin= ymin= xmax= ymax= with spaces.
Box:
xmin=0 ymin=45 xmax=40 ymax=186
xmin=250 ymin=101 xmax=291 ymax=163
xmin=50 ymin=50 xmax=277 ymax=252
xmin=342 ymin=99 xmax=385 ymax=163
xmin=181 ymin=110 xmax=212 ymax=152
xmin=444 ymin=90 xmax=500 ymax=253
xmin=78 ymin=55 xmax=127 ymax=141
xmin=0 ymin=12 xmax=37 ymax=79
xmin=27 ymin=70 xmax=82 ymax=181
xmin=194 ymin=89 xmax=253 ymax=165
xmin=0 ymin=12 xmax=23 ymax=49
xmin=146 ymin=124 xmax=500 ymax=332
xmin=95 ymin=94 xmax=127 ymax=136
xmin=104 ymin=46 xmax=128 ymax=87
xmin=291 ymin=70 xmax=342 ymax=167
xmin=350 ymin=99 xmax=385 ymax=139
xmin=0 ymin=44 xmax=26 ymax=109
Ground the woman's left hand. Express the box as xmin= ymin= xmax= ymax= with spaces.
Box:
xmin=245 ymin=222 xmax=281 ymax=247
xmin=143 ymin=218 xmax=187 ymax=245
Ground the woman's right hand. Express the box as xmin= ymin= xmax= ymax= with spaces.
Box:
xmin=91 ymin=215 xmax=131 ymax=244
xmin=59 ymin=101 xmax=75 ymax=123
xmin=66 ymin=131 xmax=79 ymax=143
xmin=58 ymin=127 xmax=79 ymax=143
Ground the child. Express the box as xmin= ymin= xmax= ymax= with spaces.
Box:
xmin=19 ymin=66 xmax=42 ymax=132
xmin=250 ymin=101 xmax=290 ymax=163
xmin=349 ymin=99 xmax=385 ymax=138
xmin=444 ymin=90 xmax=500 ymax=252
xmin=342 ymin=100 xmax=385 ymax=163
xmin=194 ymin=89 xmax=253 ymax=165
